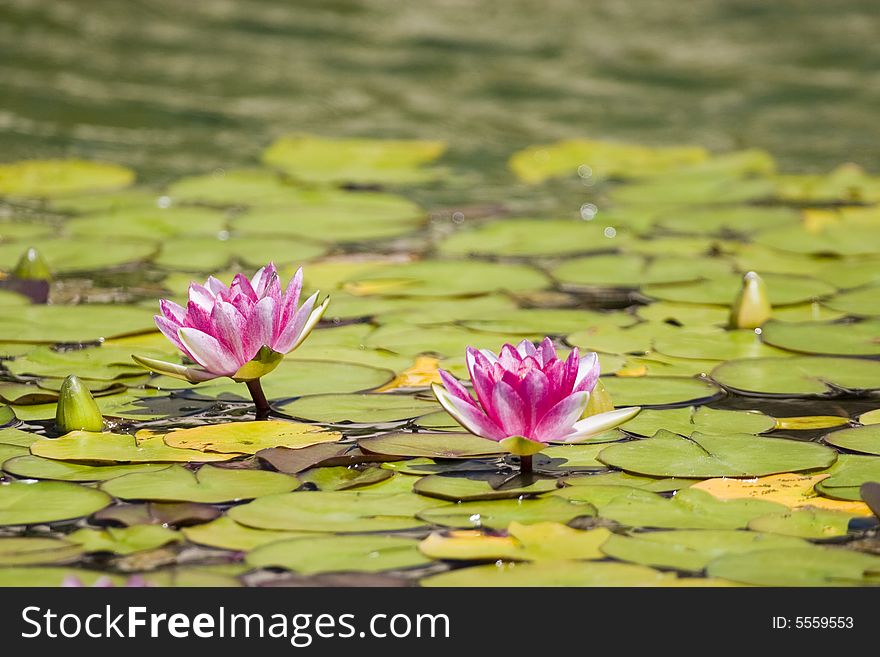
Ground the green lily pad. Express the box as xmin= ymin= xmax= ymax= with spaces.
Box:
xmin=760 ymin=319 xmax=880 ymax=356
xmin=0 ymin=427 xmax=38 ymax=447
xmin=422 ymin=560 xmax=678 ymax=587
xmin=541 ymin=443 xmax=610 ymax=469
xmin=280 ymin=393 xmax=439 ymax=424
xmin=167 ymin=169 xmax=301 ymax=205
xmin=653 ymin=329 xmax=787 ymax=361
xmin=359 ymin=432 xmax=503 ymax=459
xmin=644 ymin=273 xmax=835 ymax=306
xmin=0 ymin=159 xmax=134 ymax=198
xmin=553 ymin=254 xmax=730 ymax=289
xmin=748 ymin=508 xmax=860 ymax=539
xmin=0 ymin=239 xmax=155 ymax=274
xmin=413 ymin=474 xmax=558 ymax=502
xmin=236 ymin=190 xmax=424 ymax=242
xmin=824 ymin=285 xmax=880 ymax=318
xmin=68 ymin=205 xmax=227 ymax=241
xmin=67 ymin=525 xmax=182 ymax=555
xmin=0 ymin=443 xmax=28 ymax=465
xmin=706 ymin=546 xmax=880 ymax=586
xmin=756 ymin=221 xmax=880 ymax=257
xmin=601 ymin=529 xmax=808 ymax=572
xmin=3 ymin=456 xmax=171 ymax=481
xmin=815 ymin=455 xmax=880 ymax=501
xmin=99 ymin=465 xmax=298 ymax=503
xmin=0 ymin=305 xmax=153 ymax=343
xmin=298 ymin=466 xmax=394 ymax=491
xmin=654 ymin=205 xmax=799 ymax=235
xmin=0 ymin=537 xmax=82 ymax=566
xmin=562 ymin=471 xmax=697 ymax=492
xmin=417 ymin=497 xmax=594 ymax=529
xmin=601 ymin=376 xmax=722 ymax=407
xmin=181 ymin=517 xmax=314 ymax=551
xmin=0 ymin=567 xmax=126 ymax=587
xmin=263 ymin=135 xmax=446 ymax=185
xmin=247 ymin=535 xmax=429 ymax=574
xmin=230 ymin=490 xmax=442 ymax=532
xmin=162 ymin=420 xmax=341 ymax=455
xmin=460 ymin=308 xmax=633 ymax=336
xmin=636 ymin=303 xmax=729 ymax=328
xmin=620 ymin=406 xmax=776 ymax=437
xmin=30 ymin=431 xmax=237 ymax=464
xmin=0 ymin=480 xmax=110 ymax=526
xmin=6 ymin=344 xmax=169 ymax=380
xmin=439 ymin=219 xmax=630 ymax=257
xmin=711 ymin=356 xmax=880 ymax=396
xmin=824 ymin=425 xmax=880 ymax=456
xmin=598 ymin=430 xmax=836 ymax=477
xmin=509 ymin=138 xmax=708 ymax=184
xmin=772 ymin=164 xmax=880 ymax=204
xmin=154 ymin=235 xmax=326 ymax=272
xmin=599 ymin=488 xmax=788 ymax=529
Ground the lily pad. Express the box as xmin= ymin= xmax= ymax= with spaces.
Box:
xmin=0 ymin=480 xmax=110 ymax=526
xmin=711 ymin=356 xmax=880 ymax=396
xmin=760 ymin=319 xmax=880 ymax=356
xmin=0 ymin=537 xmax=82 ymax=566
xmin=181 ymin=516 xmax=313 ymax=551
xmin=422 ymin=560 xmax=678 ymax=587
xmin=825 ymin=425 xmax=880 ymax=456
xmin=417 ymin=497 xmax=594 ymax=529
xmin=620 ymin=406 xmax=775 ymax=437
xmin=824 ymin=285 xmax=880 ymax=318
xmin=30 ymin=431 xmax=237 ymax=464
xmin=230 ymin=490 xmax=442 ymax=532
xmin=413 ymin=473 xmax=558 ymax=502
xmin=748 ymin=508 xmax=861 ymax=539
xmin=644 ymin=273 xmax=835 ymax=306
xmin=154 ymin=236 xmax=326 ymax=272
xmin=815 ymin=455 xmax=880 ymax=501
xmin=3 ymin=456 xmax=170 ymax=482
xmin=0 ymin=239 xmax=156 ymax=274
xmin=298 ymin=466 xmax=394 ymax=491
xmin=706 ymin=546 xmax=880 ymax=586
xmin=359 ymin=432 xmax=503 ymax=459
xmin=262 ymin=135 xmax=446 ymax=185
xmin=0 ymin=305 xmax=153 ymax=343
xmin=600 ymin=376 xmax=722 ymax=407
xmin=601 ymin=529 xmax=808 ymax=572
xmin=553 ymin=254 xmax=730 ymax=289
xmin=653 ymin=329 xmax=786 ymax=361
xmin=598 ymin=430 xmax=836 ymax=478
xmin=67 ymin=525 xmax=182 ymax=555
xmin=162 ymin=420 xmax=341 ymax=455
xmin=280 ymin=393 xmax=439 ymax=424
xmin=247 ymin=535 xmax=429 ymax=574
xmin=99 ymin=465 xmax=298 ymax=503
xmin=0 ymin=159 xmax=134 ymax=198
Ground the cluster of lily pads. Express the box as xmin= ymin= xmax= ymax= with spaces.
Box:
xmin=0 ymin=135 xmax=878 ymax=587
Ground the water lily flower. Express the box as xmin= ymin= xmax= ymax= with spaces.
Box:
xmin=432 ymin=338 xmax=640 ymax=470
xmin=133 ymin=263 xmax=328 ymax=417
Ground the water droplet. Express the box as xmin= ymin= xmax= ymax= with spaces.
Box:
xmin=577 ymin=164 xmax=593 ymax=178
xmin=452 ymin=211 xmax=465 ymax=224
xmin=580 ymin=203 xmax=598 ymax=220
xmin=469 ymin=513 xmax=482 ymax=526
xmin=368 ymin=551 xmax=380 ymax=559
xmin=156 ymin=195 xmax=171 ymax=209
xmin=603 ymin=226 xmax=617 ymax=238
xmin=217 ymin=230 xmax=230 ymax=241
xmin=754 ymin=327 xmax=763 ymax=335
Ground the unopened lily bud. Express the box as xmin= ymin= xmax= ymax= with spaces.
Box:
xmin=12 ymin=247 xmax=52 ymax=281
xmin=55 ymin=375 xmax=103 ymax=433
xmin=584 ymin=379 xmax=614 ymax=417
xmin=729 ymin=271 xmax=771 ymax=329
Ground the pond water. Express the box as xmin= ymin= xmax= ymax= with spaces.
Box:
xmin=0 ymin=1 xmax=878 ymax=587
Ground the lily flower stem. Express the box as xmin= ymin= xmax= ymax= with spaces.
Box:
xmin=520 ymin=454 xmax=534 ymax=475
xmin=246 ymin=379 xmax=271 ymax=420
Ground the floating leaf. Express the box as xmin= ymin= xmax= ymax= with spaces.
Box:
xmin=711 ymin=356 xmax=880 ymax=396
xmin=824 ymin=285 xmax=880 ymax=318
xmin=262 ymin=135 xmax=446 ymax=185
xmin=653 ymin=329 xmax=786 ymax=361
xmin=99 ymin=465 xmax=298 ymax=503
xmin=600 ymin=377 xmax=722 ymax=407
xmin=598 ymin=430 xmax=836 ymax=478
xmin=553 ymin=254 xmax=729 ymax=289
xmin=3 ymin=456 xmax=170 ymax=482
xmin=0 ymin=305 xmax=153 ymax=343
xmin=154 ymin=236 xmax=325 ymax=272
xmin=67 ymin=525 xmax=182 ymax=555
xmin=298 ymin=466 xmax=393 ymax=491
xmin=30 ymin=431 xmax=237 ymax=464
xmin=644 ymin=273 xmax=834 ymax=306
xmin=761 ymin=319 xmax=880 ymax=357
xmin=562 ymin=471 xmax=697 ymax=492
xmin=359 ymin=432 xmax=503 ymax=459
xmin=824 ymin=425 xmax=880 ymax=456
xmin=601 ymin=529 xmax=808 ymax=573
xmin=417 ymin=497 xmax=594 ymax=529
xmin=230 ymin=490 xmax=442 ymax=532
xmin=0 ymin=481 xmax=110 ymax=526
xmin=0 ymin=537 xmax=82 ymax=566
xmin=181 ymin=516 xmax=313 ymax=551
xmin=706 ymin=546 xmax=880 ymax=586
xmin=815 ymin=455 xmax=880 ymax=501
xmin=692 ymin=473 xmax=872 ymax=515
xmin=247 ymin=535 xmax=429 ymax=574
xmin=774 ymin=416 xmax=849 ymax=430
xmin=0 ymin=159 xmax=134 ymax=198
xmin=440 ymin=220 xmax=630 ymax=257
xmin=599 ymin=488 xmax=788 ymax=530
xmin=282 ymin=394 xmax=439 ymax=424
xmin=422 ymin=560 xmax=678 ymax=587
xmin=748 ymin=508 xmax=861 ymax=539
xmin=413 ymin=474 xmax=558 ymax=502
xmin=620 ymin=406 xmax=775 ymax=437
xmin=163 ymin=420 xmax=341 ymax=455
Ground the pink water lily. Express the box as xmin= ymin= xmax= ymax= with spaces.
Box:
xmin=432 ymin=338 xmax=639 ymax=463
xmin=133 ymin=263 xmax=328 ymax=416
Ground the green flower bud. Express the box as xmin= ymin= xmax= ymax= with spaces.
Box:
xmin=729 ymin=271 xmax=771 ymax=329
xmin=12 ymin=247 xmax=52 ymax=281
xmin=55 ymin=375 xmax=104 ymax=434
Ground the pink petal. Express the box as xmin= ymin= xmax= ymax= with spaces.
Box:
xmin=498 ymin=344 xmax=523 ymax=370
xmin=536 ymin=337 xmax=558 ymax=366
xmin=210 ymin=301 xmax=247 ymax=363
xmin=279 ymin=268 xmax=304 ymax=327
xmin=574 ymin=352 xmax=601 ymax=393
xmin=563 ymin=407 xmax=641 ymax=442
xmin=491 ymin=380 xmax=527 ymax=438
xmin=432 ymin=384 xmax=506 ymax=441
xmin=178 ymin=328 xmax=241 ymax=375
xmin=439 ymin=370 xmax=478 ymax=407
xmin=231 ymin=272 xmax=258 ymax=302
xmin=188 ymin=283 xmax=217 ymax=312
xmin=159 ymin=299 xmax=186 ymax=323
xmin=243 ymin=296 xmax=276 ymax=360
xmin=155 ymin=315 xmax=194 ymax=360
xmin=516 ymin=339 xmax=538 ymax=360
xmin=204 ymin=276 xmax=228 ymax=296
xmin=251 ymin=262 xmax=278 ymax=297
xmin=533 ymin=391 xmax=590 ymax=442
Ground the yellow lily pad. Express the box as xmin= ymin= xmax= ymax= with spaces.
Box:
xmin=162 ymin=420 xmax=341 ymax=455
